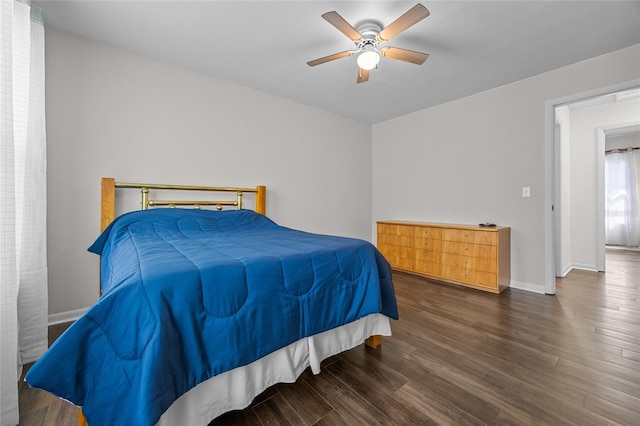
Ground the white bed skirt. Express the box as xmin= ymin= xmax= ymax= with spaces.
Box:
xmin=157 ymin=313 xmax=392 ymax=425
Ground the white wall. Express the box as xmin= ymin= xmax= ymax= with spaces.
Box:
xmin=372 ymin=44 xmax=640 ymax=293
xmin=45 ymin=29 xmax=372 ymax=316
xmin=569 ymin=98 xmax=640 ymax=269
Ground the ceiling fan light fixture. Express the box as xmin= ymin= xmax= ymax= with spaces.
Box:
xmin=357 ymin=50 xmax=380 ymax=70
xmin=308 ymin=5 xmax=430 ymax=82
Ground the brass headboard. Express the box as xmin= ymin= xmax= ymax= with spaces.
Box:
xmin=100 ymin=177 xmax=266 ymax=232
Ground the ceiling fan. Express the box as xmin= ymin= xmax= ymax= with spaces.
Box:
xmin=307 ymin=3 xmax=430 ymax=83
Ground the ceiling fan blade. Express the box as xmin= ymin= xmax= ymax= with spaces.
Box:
xmin=322 ymin=11 xmax=363 ymax=43
xmin=357 ymin=67 xmax=369 ymax=84
xmin=307 ymin=50 xmax=354 ymax=67
xmin=377 ymin=4 xmax=430 ymax=42
xmin=380 ymin=46 xmax=429 ymax=65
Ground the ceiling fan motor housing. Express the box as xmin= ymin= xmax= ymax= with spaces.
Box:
xmin=355 ymin=20 xmax=383 ymax=51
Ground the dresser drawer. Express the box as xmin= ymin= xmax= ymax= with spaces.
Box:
xmin=415 ymin=226 xmax=442 ymax=240
xmin=378 ymin=234 xmax=396 ymax=245
xmin=441 ymin=266 xmax=497 ymax=289
xmin=415 ymin=249 xmax=440 ymax=264
xmin=442 ymin=229 xmax=497 ymax=245
xmin=378 ymin=244 xmax=414 ymax=260
xmin=378 ymin=234 xmax=415 ymax=247
xmin=377 ymin=223 xmax=398 ymax=235
xmin=414 ymin=238 xmax=442 ymax=252
xmin=395 ymin=256 xmax=415 ymax=270
xmin=415 ymin=260 xmax=441 ymax=275
xmin=441 ymin=253 xmax=497 ymax=274
xmin=441 ymin=241 xmax=497 ymax=259
xmin=396 ymin=225 xmax=416 ymax=237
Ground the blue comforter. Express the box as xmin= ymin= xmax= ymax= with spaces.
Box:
xmin=26 ymin=209 xmax=397 ymax=426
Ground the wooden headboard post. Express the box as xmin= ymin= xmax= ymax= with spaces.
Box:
xmin=256 ymin=185 xmax=266 ymax=215
xmin=100 ymin=177 xmax=116 ymax=232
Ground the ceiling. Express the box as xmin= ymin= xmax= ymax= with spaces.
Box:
xmin=33 ymin=1 xmax=640 ymax=124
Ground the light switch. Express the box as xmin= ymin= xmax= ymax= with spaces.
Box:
xmin=522 ymin=187 xmax=531 ymax=197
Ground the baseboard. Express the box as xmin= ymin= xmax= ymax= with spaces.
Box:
xmin=48 ymin=308 xmax=87 ymax=326
xmin=560 ymin=264 xmax=573 ymax=277
xmin=569 ymin=263 xmax=600 ymax=272
xmin=606 ymin=245 xmax=640 ymax=252
xmin=509 ymin=280 xmax=545 ymax=294
xmin=558 ymin=262 xmax=605 ymax=278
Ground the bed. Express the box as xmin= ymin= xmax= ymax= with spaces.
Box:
xmin=25 ymin=178 xmax=398 ymax=426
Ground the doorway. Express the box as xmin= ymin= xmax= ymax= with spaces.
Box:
xmin=603 ymin=128 xmax=640 ymax=250
xmin=544 ymin=80 xmax=640 ymax=294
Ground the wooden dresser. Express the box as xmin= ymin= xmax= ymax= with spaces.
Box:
xmin=377 ymin=221 xmax=510 ymax=294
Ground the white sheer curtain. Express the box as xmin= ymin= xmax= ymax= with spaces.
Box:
xmin=605 ymin=147 xmax=640 ymax=248
xmin=0 ymin=1 xmax=48 ymax=425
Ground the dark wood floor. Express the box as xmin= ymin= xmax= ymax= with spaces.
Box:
xmin=19 ymin=249 xmax=640 ymax=425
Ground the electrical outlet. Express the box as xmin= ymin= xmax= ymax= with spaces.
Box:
xmin=522 ymin=187 xmax=531 ymax=198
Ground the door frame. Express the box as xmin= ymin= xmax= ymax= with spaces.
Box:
xmin=544 ymin=79 xmax=640 ymax=295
